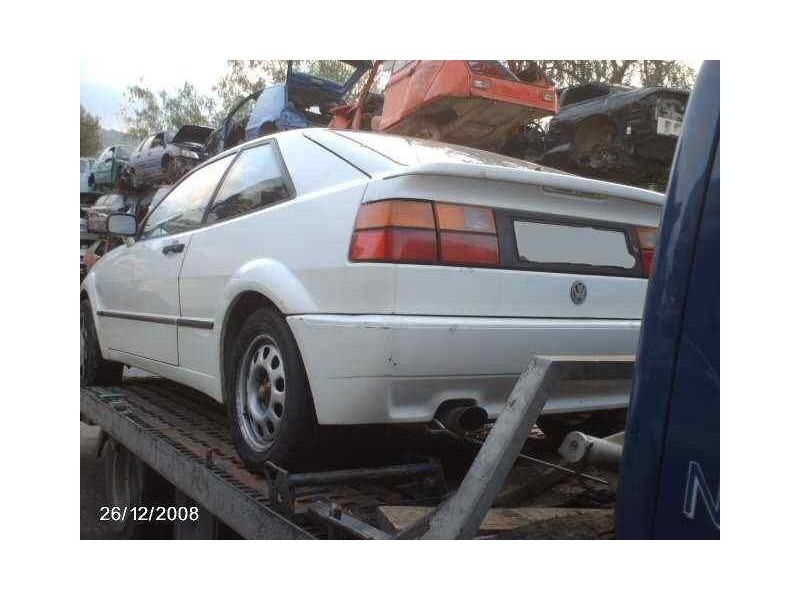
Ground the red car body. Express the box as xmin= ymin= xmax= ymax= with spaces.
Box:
xmin=331 ymin=61 xmax=557 ymax=150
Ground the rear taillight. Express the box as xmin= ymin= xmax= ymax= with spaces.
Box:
xmin=350 ymin=199 xmax=499 ymax=267
xmin=636 ymin=226 xmax=658 ymax=277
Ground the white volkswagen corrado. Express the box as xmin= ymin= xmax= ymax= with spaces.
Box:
xmin=81 ymin=128 xmax=663 ymax=470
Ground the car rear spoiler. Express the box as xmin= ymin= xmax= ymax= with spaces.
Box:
xmin=381 ymin=162 xmax=665 ymax=207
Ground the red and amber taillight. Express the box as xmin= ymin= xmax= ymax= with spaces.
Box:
xmin=350 ymin=199 xmax=499 ymax=267
xmin=636 ymin=226 xmax=658 ymax=277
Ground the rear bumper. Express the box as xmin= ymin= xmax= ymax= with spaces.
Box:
xmin=287 ymin=314 xmax=639 ymax=425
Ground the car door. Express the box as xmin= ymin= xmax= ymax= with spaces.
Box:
xmin=95 ymin=148 xmax=110 ymax=184
xmin=92 ymin=154 xmax=235 ymax=365
xmin=129 ymin=137 xmax=150 ymax=181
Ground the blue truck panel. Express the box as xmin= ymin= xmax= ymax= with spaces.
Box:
xmin=616 ymin=61 xmax=720 ymax=539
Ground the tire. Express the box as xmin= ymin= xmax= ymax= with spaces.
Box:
xmin=225 ymin=307 xmax=318 ymax=472
xmin=102 ymin=440 xmax=173 ymax=539
xmin=81 ymin=298 xmax=123 ymax=386
xmin=172 ymin=490 xmax=220 ymax=539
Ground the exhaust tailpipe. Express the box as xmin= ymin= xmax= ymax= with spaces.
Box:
xmin=436 ymin=405 xmax=488 ymax=435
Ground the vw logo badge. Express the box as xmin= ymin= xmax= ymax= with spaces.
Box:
xmin=570 ymin=281 xmax=587 ymax=305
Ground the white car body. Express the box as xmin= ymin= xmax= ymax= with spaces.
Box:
xmin=82 ymin=129 xmax=663 ymax=425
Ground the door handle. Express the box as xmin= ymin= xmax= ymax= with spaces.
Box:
xmin=162 ymin=242 xmax=185 ymax=255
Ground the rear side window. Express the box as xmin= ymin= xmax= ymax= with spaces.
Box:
xmin=141 ymin=156 xmax=234 ymax=239
xmin=206 ymin=142 xmax=293 ymax=225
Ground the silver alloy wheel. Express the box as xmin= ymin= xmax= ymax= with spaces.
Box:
xmin=236 ymin=334 xmax=287 ymax=452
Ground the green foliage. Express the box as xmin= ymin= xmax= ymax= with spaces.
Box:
xmin=121 ymin=82 xmax=217 ymax=142
xmin=214 ymin=61 xmax=287 ymax=114
xmin=537 ymin=60 xmax=695 ymax=88
xmin=80 ymin=105 xmax=102 ymax=156
xmin=637 ymin=60 xmax=696 ymax=88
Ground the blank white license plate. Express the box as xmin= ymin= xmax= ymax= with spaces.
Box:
xmin=514 ymin=221 xmax=636 ymax=269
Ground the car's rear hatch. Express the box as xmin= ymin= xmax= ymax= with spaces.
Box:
xmin=326 ymin=131 xmax=662 ymax=320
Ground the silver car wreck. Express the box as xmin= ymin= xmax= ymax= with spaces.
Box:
xmin=125 ymin=125 xmax=213 ymax=188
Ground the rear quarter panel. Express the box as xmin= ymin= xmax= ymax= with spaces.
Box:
xmin=176 ymin=134 xmax=371 ymax=378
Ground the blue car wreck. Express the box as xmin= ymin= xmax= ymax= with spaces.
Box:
xmin=206 ymin=60 xmax=372 ymax=157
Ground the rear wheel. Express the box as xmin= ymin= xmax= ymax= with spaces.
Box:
xmin=102 ymin=440 xmax=173 ymax=539
xmin=226 ymin=307 xmax=319 ymax=472
xmin=172 ymin=489 xmax=232 ymax=539
xmin=81 ymin=298 xmax=123 ymax=386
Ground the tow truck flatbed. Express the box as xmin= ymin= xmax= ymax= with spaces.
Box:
xmin=81 ymin=356 xmax=631 ymax=540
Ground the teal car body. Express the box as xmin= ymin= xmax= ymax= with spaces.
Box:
xmin=88 ymin=145 xmax=132 ymax=189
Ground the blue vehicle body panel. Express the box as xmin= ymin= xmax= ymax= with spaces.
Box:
xmin=245 ymin=84 xmax=309 ymax=141
xmin=616 ymin=61 xmax=720 ymax=539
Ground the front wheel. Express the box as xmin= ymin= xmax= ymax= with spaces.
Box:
xmin=226 ymin=307 xmax=319 ymax=472
xmin=81 ymin=298 xmax=123 ymax=386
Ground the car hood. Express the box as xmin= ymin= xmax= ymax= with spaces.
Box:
xmin=171 ymin=125 xmax=214 ymax=145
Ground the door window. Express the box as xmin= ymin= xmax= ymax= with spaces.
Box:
xmin=206 ymin=142 xmax=293 ymax=224
xmin=140 ymin=155 xmax=234 ymax=239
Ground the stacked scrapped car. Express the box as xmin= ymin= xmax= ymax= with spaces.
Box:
xmin=126 ymin=125 xmax=213 ymax=188
xmin=85 ymin=193 xmax=135 ymax=234
xmin=206 ymin=61 xmax=372 ymax=157
xmin=329 ymin=60 xmax=558 ymax=152
xmin=88 ymin=145 xmax=133 ymax=190
xmin=537 ymin=83 xmax=690 ymax=186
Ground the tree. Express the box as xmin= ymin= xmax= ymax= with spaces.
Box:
xmin=215 ymin=61 xmax=287 ymax=114
xmin=121 ymin=82 xmax=217 ymax=141
xmin=638 ymin=60 xmax=696 ymax=87
xmin=509 ymin=60 xmax=695 ymax=89
xmin=80 ymin=105 xmax=102 ymax=156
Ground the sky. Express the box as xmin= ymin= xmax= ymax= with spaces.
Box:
xmin=80 ymin=59 xmax=229 ymax=131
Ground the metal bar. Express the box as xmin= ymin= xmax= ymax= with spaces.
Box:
xmin=284 ymin=462 xmax=440 ymax=487
xmin=81 ymin=388 xmax=313 ymax=540
xmin=422 ymin=355 xmax=632 ymax=539
xmin=307 ymin=501 xmax=391 ymax=540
